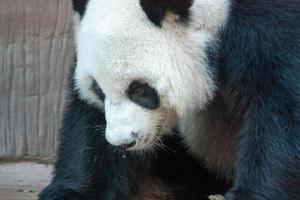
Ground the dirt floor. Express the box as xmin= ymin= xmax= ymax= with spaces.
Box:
xmin=0 ymin=162 xmax=53 ymax=200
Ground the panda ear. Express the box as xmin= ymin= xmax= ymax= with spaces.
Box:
xmin=72 ymin=0 xmax=89 ymax=18
xmin=140 ymin=0 xmax=193 ymax=27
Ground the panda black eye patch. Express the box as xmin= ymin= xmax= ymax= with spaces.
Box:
xmin=127 ymin=81 xmax=160 ymax=110
xmin=91 ymin=79 xmax=105 ymax=102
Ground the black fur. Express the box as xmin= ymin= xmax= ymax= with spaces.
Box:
xmin=72 ymin=0 xmax=89 ymax=18
xmin=41 ymin=0 xmax=300 ymax=200
xmin=39 ymin=72 xmax=149 ymax=200
xmin=139 ymin=0 xmax=193 ymax=27
xmin=92 ymin=79 xmax=106 ymax=101
xmin=127 ymin=81 xmax=160 ymax=110
xmin=219 ymin=0 xmax=300 ymax=199
xmin=39 ymin=68 xmax=229 ymax=200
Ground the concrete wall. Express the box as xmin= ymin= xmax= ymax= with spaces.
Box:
xmin=0 ymin=0 xmax=74 ymax=159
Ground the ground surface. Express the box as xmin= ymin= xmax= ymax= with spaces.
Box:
xmin=0 ymin=162 xmax=224 ymax=200
xmin=0 ymin=162 xmax=53 ymax=200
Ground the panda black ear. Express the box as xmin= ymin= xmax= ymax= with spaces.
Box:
xmin=72 ymin=0 xmax=89 ymax=18
xmin=140 ymin=0 xmax=193 ymax=27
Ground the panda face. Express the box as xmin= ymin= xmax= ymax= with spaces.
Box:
xmin=74 ymin=0 xmax=230 ymax=150
xmin=104 ymin=83 xmax=177 ymax=150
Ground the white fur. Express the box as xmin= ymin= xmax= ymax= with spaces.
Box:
xmin=105 ymin=98 xmax=176 ymax=150
xmin=73 ymin=11 xmax=81 ymax=35
xmin=74 ymin=0 xmax=230 ymax=149
xmin=73 ymin=11 xmax=105 ymax=108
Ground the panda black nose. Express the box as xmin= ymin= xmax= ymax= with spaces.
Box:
xmin=116 ymin=141 xmax=136 ymax=149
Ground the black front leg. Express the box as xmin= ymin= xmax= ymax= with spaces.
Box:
xmin=39 ymin=94 xmax=150 ymax=200
xmin=225 ymin=97 xmax=300 ymax=200
xmin=39 ymin=183 xmax=87 ymax=200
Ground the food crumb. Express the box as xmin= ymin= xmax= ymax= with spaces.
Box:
xmin=208 ymin=194 xmax=225 ymax=200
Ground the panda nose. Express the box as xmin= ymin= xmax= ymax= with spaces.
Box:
xmin=116 ymin=141 xmax=136 ymax=149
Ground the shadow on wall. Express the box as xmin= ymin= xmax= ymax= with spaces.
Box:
xmin=0 ymin=0 xmax=74 ymax=159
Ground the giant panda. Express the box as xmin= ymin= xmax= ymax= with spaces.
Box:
xmin=40 ymin=0 xmax=300 ymax=200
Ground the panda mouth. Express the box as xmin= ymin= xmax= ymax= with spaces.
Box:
xmin=129 ymin=134 xmax=158 ymax=151
xmin=109 ymin=123 xmax=174 ymax=153
xmin=128 ymin=127 xmax=173 ymax=152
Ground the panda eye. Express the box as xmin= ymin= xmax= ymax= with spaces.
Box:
xmin=91 ymin=79 xmax=105 ymax=102
xmin=132 ymin=87 xmax=145 ymax=96
xmin=127 ymin=81 xmax=160 ymax=110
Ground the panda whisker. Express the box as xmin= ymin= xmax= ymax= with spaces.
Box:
xmin=96 ymin=125 xmax=107 ymax=128
xmin=152 ymin=138 xmax=168 ymax=154
xmin=84 ymin=124 xmax=107 ymax=131
xmin=104 ymin=144 xmax=113 ymax=153
xmin=95 ymin=128 xmax=106 ymax=132
xmin=157 ymin=138 xmax=176 ymax=154
xmin=147 ymin=144 xmax=159 ymax=158
xmin=156 ymin=126 xmax=172 ymax=136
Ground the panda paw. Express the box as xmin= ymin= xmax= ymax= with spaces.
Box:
xmin=39 ymin=183 xmax=86 ymax=200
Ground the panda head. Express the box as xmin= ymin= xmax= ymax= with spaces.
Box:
xmin=74 ymin=0 xmax=229 ymax=150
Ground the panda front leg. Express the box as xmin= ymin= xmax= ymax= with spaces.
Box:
xmin=225 ymin=96 xmax=300 ymax=200
xmin=39 ymin=95 xmax=150 ymax=200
